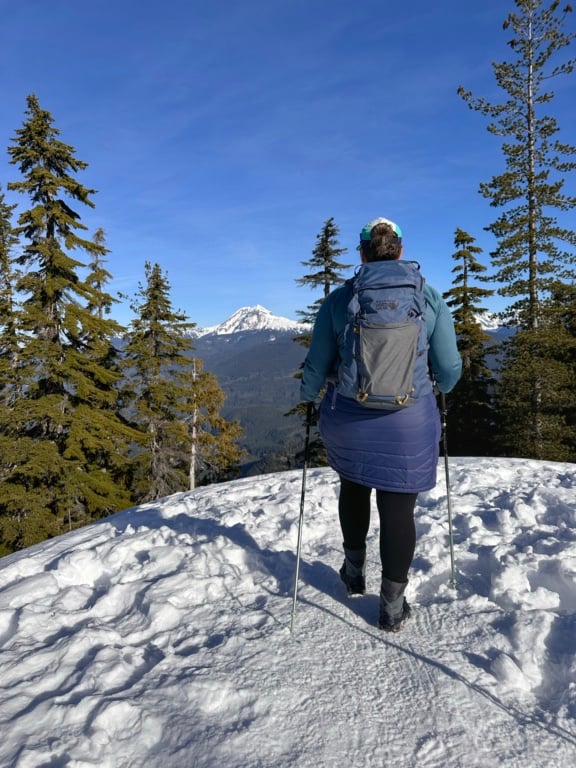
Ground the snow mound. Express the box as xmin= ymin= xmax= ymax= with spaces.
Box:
xmin=1 ymin=457 xmax=576 ymax=766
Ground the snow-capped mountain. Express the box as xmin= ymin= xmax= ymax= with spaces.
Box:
xmin=192 ymin=304 xmax=505 ymax=339
xmin=190 ymin=306 xmax=308 ymax=475
xmin=476 ymin=311 xmax=501 ymax=331
xmin=194 ymin=305 xmax=307 ymax=337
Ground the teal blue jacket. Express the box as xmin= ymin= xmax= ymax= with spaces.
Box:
xmin=300 ymin=281 xmax=461 ymax=402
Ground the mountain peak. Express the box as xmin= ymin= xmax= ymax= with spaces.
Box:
xmin=197 ymin=305 xmax=306 ymax=337
xmin=476 ymin=311 xmax=501 ymax=331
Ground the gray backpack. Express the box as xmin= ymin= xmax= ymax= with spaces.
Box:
xmin=336 ymin=260 xmax=431 ymax=409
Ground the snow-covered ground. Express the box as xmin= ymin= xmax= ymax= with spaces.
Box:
xmin=1 ymin=457 xmax=576 ymax=767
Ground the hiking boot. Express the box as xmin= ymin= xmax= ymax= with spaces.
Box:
xmin=378 ymin=576 xmax=411 ymax=631
xmin=339 ymin=545 xmax=366 ymax=596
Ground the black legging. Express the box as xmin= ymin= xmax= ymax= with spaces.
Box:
xmin=338 ymin=477 xmax=417 ymax=583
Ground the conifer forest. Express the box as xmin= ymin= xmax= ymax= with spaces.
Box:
xmin=1 ymin=0 xmax=575 ymax=554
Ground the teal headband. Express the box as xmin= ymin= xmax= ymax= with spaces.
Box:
xmin=360 ymin=217 xmax=403 ymax=242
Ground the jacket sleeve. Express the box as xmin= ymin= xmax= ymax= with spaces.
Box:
xmin=425 ymin=285 xmax=462 ymax=393
xmin=299 ymin=294 xmax=339 ymax=401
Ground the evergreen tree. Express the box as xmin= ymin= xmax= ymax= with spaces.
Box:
xmin=70 ymin=228 xmax=137 ymax=495
xmin=122 ymin=262 xmax=196 ymax=501
xmin=86 ymin=228 xmax=116 ymax=319
xmin=294 ymin=217 xmax=352 ymax=347
xmin=0 ymin=95 xmax=134 ymax=554
xmin=443 ymin=229 xmax=496 ymax=455
xmin=458 ymin=0 xmax=576 ymax=459
xmin=496 ymin=319 xmax=576 ymax=460
xmin=122 ymin=262 xmax=242 ymax=500
xmin=497 ymin=282 xmax=576 ymax=460
xmin=82 ymin=228 xmax=127 ymax=394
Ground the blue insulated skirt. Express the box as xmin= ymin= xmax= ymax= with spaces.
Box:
xmin=319 ymin=388 xmax=441 ymax=493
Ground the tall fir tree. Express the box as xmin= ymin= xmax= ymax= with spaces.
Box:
xmin=442 ymin=228 xmax=496 ymax=455
xmin=458 ymin=0 xmax=576 ymax=460
xmin=86 ymin=228 xmax=116 ymax=319
xmin=122 ymin=262 xmax=242 ymax=500
xmin=82 ymin=228 xmax=127 ymax=388
xmin=294 ymin=217 xmax=352 ymax=347
xmin=0 ymin=95 xmax=135 ymax=554
xmin=122 ymin=261 xmax=196 ymax=501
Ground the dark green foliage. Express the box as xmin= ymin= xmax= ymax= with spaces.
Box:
xmin=496 ymin=282 xmax=576 ymax=459
xmin=121 ymin=261 xmax=198 ymax=501
xmin=0 ymin=95 xmax=274 ymax=555
xmin=496 ymin=317 xmax=576 ymax=460
xmin=86 ymin=228 xmax=117 ymax=320
xmin=458 ymin=1 xmax=576 ymax=459
xmin=0 ymin=95 xmax=136 ymax=554
xmin=0 ymin=188 xmax=18 ymax=311
xmin=0 ymin=187 xmax=20 ymax=409
xmin=550 ymin=283 xmax=576 ymax=452
xmin=443 ymin=229 xmax=497 ymax=455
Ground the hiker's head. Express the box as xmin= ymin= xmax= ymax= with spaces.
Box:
xmin=358 ymin=217 xmax=403 ymax=262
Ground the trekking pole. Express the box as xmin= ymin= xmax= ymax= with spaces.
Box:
xmin=440 ymin=393 xmax=457 ymax=590
xmin=290 ymin=402 xmax=313 ymax=633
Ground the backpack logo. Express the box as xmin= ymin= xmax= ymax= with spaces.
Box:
xmin=336 ymin=261 xmax=431 ymax=409
xmin=374 ymin=300 xmax=397 ymax=311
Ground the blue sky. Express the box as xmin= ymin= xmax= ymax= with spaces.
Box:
xmin=1 ymin=0 xmax=575 ymax=327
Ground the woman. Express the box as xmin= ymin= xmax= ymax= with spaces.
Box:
xmin=300 ymin=216 xmax=461 ymax=631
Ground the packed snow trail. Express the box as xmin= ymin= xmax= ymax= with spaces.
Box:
xmin=0 ymin=458 xmax=575 ymax=767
